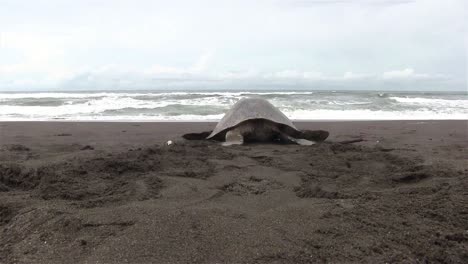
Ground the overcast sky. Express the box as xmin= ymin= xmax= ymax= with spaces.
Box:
xmin=0 ymin=0 xmax=466 ymax=91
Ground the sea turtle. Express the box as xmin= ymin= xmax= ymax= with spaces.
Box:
xmin=183 ymin=98 xmax=329 ymax=146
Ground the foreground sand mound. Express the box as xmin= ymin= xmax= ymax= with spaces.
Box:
xmin=0 ymin=141 xmax=467 ymax=263
xmin=0 ymin=143 xmax=219 ymax=207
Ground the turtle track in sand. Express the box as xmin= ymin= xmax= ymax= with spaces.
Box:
xmin=0 ymin=142 xmax=221 ymax=208
xmin=1 ymin=141 xmax=466 ymax=263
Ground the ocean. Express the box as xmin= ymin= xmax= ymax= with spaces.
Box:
xmin=0 ymin=90 xmax=466 ymax=121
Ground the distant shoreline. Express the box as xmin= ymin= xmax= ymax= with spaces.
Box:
xmin=1 ymin=119 xmax=467 ymax=122
xmin=1 ymin=89 xmax=466 ymax=94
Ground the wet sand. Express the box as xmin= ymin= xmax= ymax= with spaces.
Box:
xmin=0 ymin=121 xmax=467 ymax=263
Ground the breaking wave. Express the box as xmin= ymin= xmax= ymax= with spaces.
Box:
xmin=0 ymin=90 xmax=466 ymax=121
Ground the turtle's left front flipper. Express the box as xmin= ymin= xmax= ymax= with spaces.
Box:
xmin=300 ymin=130 xmax=329 ymax=142
xmin=287 ymin=135 xmax=316 ymax=146
xmin=278 ymin=132 xmax=316 ymax=146
xmin=182 ymin=131 xmax=212 ymax=140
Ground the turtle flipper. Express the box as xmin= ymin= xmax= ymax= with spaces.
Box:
xmin=222 ymin=129 xmax=244 ymax=146
xmin=278 ymin=132 xmax=315 ymax=145
xmin=285 ymin=134 xmax=316 ymax=146
xmin=292 ymin=138 xmax=316 ymax=146
xmin=182 ymin=131 xmax=212 ymax=140
xmin=300 ymin=130 xmax=329 ymax=142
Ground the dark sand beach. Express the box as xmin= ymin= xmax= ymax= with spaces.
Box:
xmin=0 ymin=120 xmax=467 ymax=263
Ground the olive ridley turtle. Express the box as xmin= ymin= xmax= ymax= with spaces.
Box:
xmin=183 ymin=98 xmax=329 ymax=146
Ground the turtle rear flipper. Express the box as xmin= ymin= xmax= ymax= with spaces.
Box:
xmin=222 ymin=129 xmax=244 ymax=146
xmin=182 ymin=131 xmax=212 ymax=140
xmin=300 ymin=130 xmax=329 ymax=142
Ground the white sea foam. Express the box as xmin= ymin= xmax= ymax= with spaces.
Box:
xmin=282 ymin=109 xmax=468 ymax=120
xmin=389 ymin=97 xmax=468 ymax=107
xmin=0 ymin=97 xmax=167 ymax=115
xmin=0 ymin=92 xmax=128 ymax=99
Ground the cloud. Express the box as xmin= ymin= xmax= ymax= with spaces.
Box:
xmin=215 ymin=70 xmax=259 ymax=80
xmin=0 ymin=61 xmax=459 ymax=91
xmin=0 ymin=31 xmax=73 ymax=81
xmin=343 ymin=71 xmax=372 ymax=80
xmin=0 ymin=0 xmax=465 ymax=91
xmin=51 ymin=68 xmax=461 ymax=91
xmin=285 ymin=0 xmax=349 ymax=6
xmin=142 ymin=52 xmax=214 ymax=77
xmin=285 ymin=0 xmax=415 ymax=7
xmin=191 ymin=52 xmax=214 ymax=73
xmin=382 ymin=68 xmax=437 ymax=80
xmin=262 ymin=70 xmax=323 ymax=80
